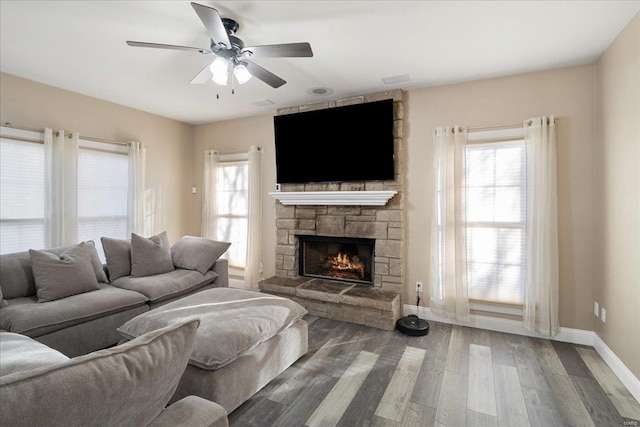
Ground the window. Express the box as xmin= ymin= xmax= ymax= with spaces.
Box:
xmin=0 ymin=128 xmax=46 ymax=253
xmin=77 ymin=139 xmax=129 ymax=260
xmin=0 ymin=127 xmax=136 ymax=258
xmin=465 ymin=134 xmax=526 ymax=306
xmin=216 ymin=158 xmax=248 ymax=270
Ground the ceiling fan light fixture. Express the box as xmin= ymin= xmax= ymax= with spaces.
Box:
xmin=234 ymin=63 xmax=252 ymax=85
xmin=210 ymin=57 xmax=229 ymax=85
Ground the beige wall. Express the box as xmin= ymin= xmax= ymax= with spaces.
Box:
xmin=192 ymin=115 xmax=277 ymax=279
xmin=406 ymin=65 xmax=597 ymax=331
xmin=594 ymin=13 xmax=640 ymax=379
xmin=192 ymin=65 xmax=598 ymax=332
xmin=0 ymin=73 xmax=195 ymax=243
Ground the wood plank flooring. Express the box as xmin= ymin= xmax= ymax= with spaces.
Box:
xmin=229 ymin=316 xmax=640 ymax=427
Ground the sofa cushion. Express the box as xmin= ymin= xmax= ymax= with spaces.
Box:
xmin=0 ymin=332 xmax=70 ymax=377
xmin=85 ymin=240 xmax=109 ymax=283
xmin=118 ymin=288 xmax=307 ymax=370
xmin=0 ymin=320 xmax=200 ymax=427
xmin=0 ymin=284 xmax=148 ymax=337
xmin=171 ymin=236 xmax=231 ymax=274
xmin=30 ymin=242 xmax=100 ymax=303
xmin=1 ymin=243 xmax=108 ymax=300
xmin=0 ymin=286 xmax=7 ymax=309
xmin=147 ymin=396 xmax=229 ymax=427
xmin=101 ymin=236 xmax=131 ymax=281
xmin=131 ymin=231 xmax=175 ymax=277
xmin=110 ymin=269 xmax=217 ymax=303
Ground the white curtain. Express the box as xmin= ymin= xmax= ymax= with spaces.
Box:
xmin=523 ymin=116 xmax=559 ymax=336
xmin=429 ymin=126 xmax=470 ymax=322
xmin=127 ymin=141 xmax=146 ymax=236
xmin=245 ymin=145 xmax=263 ymax=289
xmin=201 ymin=149 xmax=219 ymax=239
xmin=44 ymin=129 xmax=78 ymax=247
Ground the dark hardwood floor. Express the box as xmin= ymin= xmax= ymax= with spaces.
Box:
xmin=229 ymin=316 xmax=640 ymax=426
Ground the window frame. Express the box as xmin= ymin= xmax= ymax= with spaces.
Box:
xmin=0 ymin=126 xmax=46 ymax=254
xmin=216 ymin=153 xmax=250 ymax=274
xmin=76 ymin=138 xmax=129 ymax=260
xmin=465 ymin=127 xmax=527 ymax=315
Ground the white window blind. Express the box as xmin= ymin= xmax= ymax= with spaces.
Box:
xmin=216 ymin=159 xmax=249 ymax=269
xmin=465 ymin=138 xmax=526 ymax=305
xmin=0 ymin=129 xmax=46 ymax=253
xmin=77 ymin=140 xmax=129 ymax=260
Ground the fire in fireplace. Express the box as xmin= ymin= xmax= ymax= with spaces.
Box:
xmin=297 ymin=235 xmax=374 ymax=285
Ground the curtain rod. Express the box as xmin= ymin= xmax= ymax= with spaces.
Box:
xmin=2 ymin=122 xmax=135 ymax=147
xmin=468 ymin=122 xmax=522 ymax=132
xmin=468 ymin=117 xmax=557 ymax=132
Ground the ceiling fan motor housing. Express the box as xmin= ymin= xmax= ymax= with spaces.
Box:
xmin=222 ymin=18 xmax=239 ymax=35
xmin=211 ymin=35 xmax=245 ymax=61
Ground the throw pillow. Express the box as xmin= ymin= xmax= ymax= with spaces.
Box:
xmin=171 ymin=235 xmax=231 ymax=274
xmin=0 ymin=320 xmax=200 ymax=427
xmin=131 ymin=231 xmax=175 ymax=277
xmin=101 ymin=237 xmax=132 ymax=281
xmin=0 ymin=285 xmax=7 ymax=309
xmin=29 ymin=242 xmax=100 ymax=303
xmin=85 ymin=240 xmax=109 ymax=283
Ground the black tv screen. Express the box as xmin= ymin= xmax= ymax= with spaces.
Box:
xmin=274 ymin=99 xmax=394 ymax=184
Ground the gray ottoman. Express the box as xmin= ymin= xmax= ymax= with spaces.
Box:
xmin=118 ymin=288 xmax=309 ymax=413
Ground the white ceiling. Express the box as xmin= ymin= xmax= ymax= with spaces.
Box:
xmin=1 ymin=1 xmax=638 ymax=125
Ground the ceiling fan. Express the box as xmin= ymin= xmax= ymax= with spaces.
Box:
xmin=126 ymin=2 xmax=313 ymax=89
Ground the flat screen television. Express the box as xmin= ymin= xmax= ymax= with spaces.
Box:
xmin=273 ymin=99 xmax=394 ymax=184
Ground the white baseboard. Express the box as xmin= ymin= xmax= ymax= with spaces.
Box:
xmin=403 ymin=304 xmax=640 ymax=404
xmin=592 ymin=333 xmax=640 ymax=404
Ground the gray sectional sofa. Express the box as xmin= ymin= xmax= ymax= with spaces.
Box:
xmin=0 ymin=233 xmax=309 ymax=424
xmin=0 ymin=320 xmax=229 ymax=427
xmin=0 ymin=236 xmax=228 ymax=356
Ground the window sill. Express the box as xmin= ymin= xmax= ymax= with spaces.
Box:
xmin=469 ymin=300 xmax=523 ymax=316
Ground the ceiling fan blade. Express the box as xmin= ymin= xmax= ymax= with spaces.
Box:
xmin=245 ymin=61 xmax=286 ymax=88
xmin=191 ymin=2 xmax=231 ymax=48
xmin=190 ymin=63 xmax=212 ymax=84
xmin=241 ymin=42 xmax=313 ymax=59
xmin=126 ymin=41 xmax=211 ymax=54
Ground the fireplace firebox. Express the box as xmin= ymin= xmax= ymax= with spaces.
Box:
xmin=297 ymin=235 xmax=375 ymax=285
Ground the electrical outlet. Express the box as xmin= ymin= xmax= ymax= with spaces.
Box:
xmin=601 ymin=307 xmax=606 ymax=323
xmin=594 ymin=301 xmax=599 ymax=317
xmin=416 ymin=281 xmax=423 ymax=293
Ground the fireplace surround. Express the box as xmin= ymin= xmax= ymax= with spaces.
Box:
xmin=272 ymin=89 xmax=406 ymax=296
xmin=260 ymin=89 xmax=405 ymax=330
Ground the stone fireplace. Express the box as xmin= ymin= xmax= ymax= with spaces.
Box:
xmin=259 ymin=89 xmax=406 ymax=330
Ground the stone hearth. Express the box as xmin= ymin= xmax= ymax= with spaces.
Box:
xmin=259 ymin=276 xmax=401 ymax=331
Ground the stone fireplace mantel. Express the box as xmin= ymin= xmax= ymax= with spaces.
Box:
xmin=268 ymin=190 xmax=397 ymax=206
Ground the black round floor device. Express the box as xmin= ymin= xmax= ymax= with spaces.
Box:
xmin=396 ymin=314 xmax=430 ymax=336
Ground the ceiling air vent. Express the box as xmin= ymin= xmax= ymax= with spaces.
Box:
xmin=382 ymin=74 xmax=411 ymax=85
xmin=250 ymin=98 xmax=275 ymax=107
